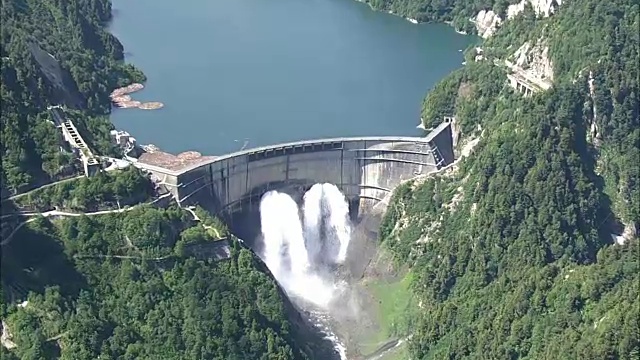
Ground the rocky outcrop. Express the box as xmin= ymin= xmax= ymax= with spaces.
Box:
xmin=507 ymin=0 xmax=563 ymax=19
xmin=474 ymin=0 xmax=564 ymax=38
xmin=611 ymin=222 xmax=638 ymax=246
xmin=503 ymin=38 xmax=554 ymax=95
xmin=473 ymin=10 xmax=503 ymax=38
xmin=511 ymin=39 xmax=554 ymax=82
xmin=586 ymin=70 xmax=603 ymax=147
xmin=1 ymin=320 xmax=16 ymax=350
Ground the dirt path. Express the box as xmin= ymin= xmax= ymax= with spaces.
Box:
xmin=185 ymin=206 xmax=222 ymax=239
xmin=1 ymin=205 xmax=146 ymax=246
xmin=3 ymin=175 xmax=84 ymax=202
xmin=73 ymin=254 xmax=172 ymax=261
xmin=2 ymin=192 xmax=175 ymax=246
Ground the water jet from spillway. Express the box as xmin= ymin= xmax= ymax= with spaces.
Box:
xmin=302 ymin=184 xmax=324 ymax=267
xmin=258 ymin=183 xmax=353 ymax=308
xmin=257 ymin=184 xmax=369 ymax=360
xmin=321 ymin=184 xmax=352 ymax=263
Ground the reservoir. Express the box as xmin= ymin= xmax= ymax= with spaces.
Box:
xmin=109 ymin=0 xmax=475 ymax=155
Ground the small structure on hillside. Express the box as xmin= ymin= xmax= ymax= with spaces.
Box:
xmin=110 ymin=129 xmax=137 ymax=149
xmin=504 ymin=40 xmax=554 ymax=97
xmin=49 ymin=107 xmax=101 ymax=177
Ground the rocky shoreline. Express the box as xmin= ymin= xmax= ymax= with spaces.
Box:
xmin=110 ymin=83 xmax=164 ymax=110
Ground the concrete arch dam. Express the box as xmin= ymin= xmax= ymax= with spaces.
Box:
xmin=137 ymin=121 xmax=454 ymax=240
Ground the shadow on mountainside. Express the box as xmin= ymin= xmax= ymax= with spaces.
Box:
xmin=1 ymin=217 xmax=87 ymax=305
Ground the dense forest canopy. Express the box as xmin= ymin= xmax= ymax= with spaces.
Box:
xmin=378 ymin=0 xmax=639 ymax=358
xmin=2 ymin=206 xmax=332 ymax=359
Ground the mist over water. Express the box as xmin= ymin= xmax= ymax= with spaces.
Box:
xmin=258 ymin=183 xmax=353 ymax=357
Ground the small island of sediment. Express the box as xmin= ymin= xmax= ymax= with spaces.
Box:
xmin=109 ymin=83 xmax=164 ymax=110
xmin=138 ymin=101 xmax=164 ymax=110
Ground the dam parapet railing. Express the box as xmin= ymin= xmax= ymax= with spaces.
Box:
xmin=133 ymin=120 xmax=455 ymax=214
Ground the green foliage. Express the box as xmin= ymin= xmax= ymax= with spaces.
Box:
xmin=195 ymin=206 xmax=229 ymax=235
xmin=121 ymin=205 xmax=185 ymax=252
xmin=365 ymin=0 xmax=516 ymax=33
xmin=3 ymin=206 xmax=328 ymax=359
xmin=16 ymin=167 xmax=154 ymax=212
xmin=380 ymin=0 xmax=640 ymax=358
xmin=1 ymin=0 xmax=145 ymax=194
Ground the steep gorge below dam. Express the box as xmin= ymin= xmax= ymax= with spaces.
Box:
xmin=236 ymin=181 xmax=399 ymax=359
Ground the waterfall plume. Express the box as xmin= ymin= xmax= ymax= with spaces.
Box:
xmin=258 ymin=183 xmax=352 ymax=309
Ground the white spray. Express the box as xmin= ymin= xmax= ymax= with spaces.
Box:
xmin=259 ymin=185 xmax=352 ymax=359
xmin=302 ymin=184 xmax=325 ymax=266
xmin=259 ymin=183 xmax=353 ymax=302
xmin=321 ymin=184 xmax=352 ymax=263
xmin=259 ymin=191 xmax=289 ymax=281
xmin=259 ymin=190 xmax=337 ymax=308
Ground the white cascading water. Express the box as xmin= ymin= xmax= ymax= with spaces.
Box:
xmin=259 ymin=184 xmax=353 ymax=309
xmin=258 ymin=183 xmax=352 ymax=357
xmin=259 ymin=191 xmax=309 ymax=285
xmin=302 ymin=184 xmax=325 ymax=266
xmin=321 ymin=184 xmax=352 ymax=263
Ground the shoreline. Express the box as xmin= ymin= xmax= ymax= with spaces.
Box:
xmin=109 ymin=83 xmax=165 ymax=110
xmin=353 ymin=0 xmax=419 ymax=25
xmin=353 ymin=0 xmax=473 ymax=38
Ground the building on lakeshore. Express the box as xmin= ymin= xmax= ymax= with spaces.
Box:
xmin=110 ymin=129 xmax=136 ymax=147
xmin=110 ymin=129 xmax=140 ymax=157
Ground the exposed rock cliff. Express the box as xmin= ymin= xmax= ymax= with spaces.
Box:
xmin=586 ymin=70 xmax=603 ymax=147
xmin=507 ymin=0 xmax=563 ymax=19
xmin=511 ymin=38 xmax=554 ymax=82
xmin=473 ymin=10 xmax=503 ymax=38
xmin=474 ymin=0 xmax=564 ymax=38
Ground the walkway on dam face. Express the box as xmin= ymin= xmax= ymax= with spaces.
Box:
xmin=133 ymin=121 xmax=453 ymax=177
xmin=128 ymin=121 xmax=455 ymax=209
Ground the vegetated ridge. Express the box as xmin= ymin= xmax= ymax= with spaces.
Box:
xmin=377 ymin=0 xmax=639 ymax=358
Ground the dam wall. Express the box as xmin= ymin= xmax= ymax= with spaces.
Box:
xmin=136 ymin=120 xmax=454 ymax=216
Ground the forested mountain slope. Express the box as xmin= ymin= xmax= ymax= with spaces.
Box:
xmin=1 ymin=0 xmax=144 ymax=194
xmin=2 ymin=205 xmax=334 ymax=359
xmin=379 ymin=0 xmax=639 ymax=358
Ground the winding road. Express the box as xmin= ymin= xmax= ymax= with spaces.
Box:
xmin=3 ymin=175 xmax=85 ymax=202
xmin=0 ymin=192 xmax=173 ymax=246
